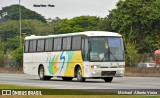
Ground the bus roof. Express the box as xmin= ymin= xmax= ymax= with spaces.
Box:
xmin=25 ymin=31 xmax=122 ymax=40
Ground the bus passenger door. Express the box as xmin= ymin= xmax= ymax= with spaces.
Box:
xmin=82 ymin=38 xmax=89 ymax=61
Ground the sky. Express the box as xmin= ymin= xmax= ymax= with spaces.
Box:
xmin=0 ymin=0 xmax=119 ymax=19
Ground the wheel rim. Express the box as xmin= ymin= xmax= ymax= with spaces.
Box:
xmin=77 ymin=69 xmax=81 ymax=80
xmin=39 ymin=68 xmax=44 ymax=79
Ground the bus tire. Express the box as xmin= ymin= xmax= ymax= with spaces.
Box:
xmin=76 ymin=67 xmax=85 ymax=82
xmin=104 ymin=77 xmax=113 ymax=82
xmin=62 ymin=77 xmax=73 ymax=81
xmin=38 ymin=65 xmax=52 ymax=80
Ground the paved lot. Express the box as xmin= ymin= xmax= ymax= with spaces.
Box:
xmin=0 ymin=73 xmax=160 ymax=89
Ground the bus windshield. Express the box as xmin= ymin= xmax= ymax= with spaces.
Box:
xmin=89 ymin=37 xmax=124 ymax=62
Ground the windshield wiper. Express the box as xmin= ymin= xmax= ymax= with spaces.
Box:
xmin=110 ymin=51 xmax=118 ymax=61
xmin=101 ymin=47 xmax=118 ymax=62
xmin=101 ymin=47 xmax=110 ymax=62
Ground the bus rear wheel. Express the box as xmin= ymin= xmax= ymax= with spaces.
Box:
xmin=38 ymin=66 xmax=52 ymax=80
xmin=62 ymin=77 xmax=73 ymax=81
xmin=76 ymin=67 xmax=85 ymax=82
xmin=104 ymin=77 xmax=113 ymax=82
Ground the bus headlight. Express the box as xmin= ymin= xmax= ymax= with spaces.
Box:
xmin=92 ymin=71 xmax=96 ymax=74
xmin=91 ymin=65 xmax=100 ymax=69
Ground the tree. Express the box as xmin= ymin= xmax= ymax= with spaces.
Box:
xmin=105 ymin=0 xmax=160 ymax=53
xmin=6 ymin=36 xmax=23 ymax=51
xmin=11 ymin=45 xmax=23 ymax=66
xmin=0 ymin=4 xmax=46 ymax=22
xmin=0 ymin=39 xmax=4 ymax=59
xmin=52 ymin=16 xmax=100 ymax=34
xmin=0 ymin=20 xmax=54 ymax=53
xmin=0 ymin=20 xmax=20 ymax=41
xmin=125 ymin=42 xmax=140 ymax=66
xmin=21 ymin=20 xmax=54 ymax=35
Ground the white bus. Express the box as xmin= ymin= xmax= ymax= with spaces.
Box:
xmin=23 ymin=31 xmax=125 ymax=82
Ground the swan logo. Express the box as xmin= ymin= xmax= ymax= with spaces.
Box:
xmin=60 ymin=51 xmax=65 ymax=73
xmin=47 ymin=51 xmax=74 ymax=75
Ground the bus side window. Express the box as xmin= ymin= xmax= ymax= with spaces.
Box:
xmin=37 ymin=39 xmax=45 ymax=52
xmin=62 ymin=37 xmax=71 ymax=50
xmin=54 ymin=38 xmax=58 ymax=51
xmin=45 ymin=38 xmax=53 ymax=51
xmin=66 ymin=37 xmax=71 ymax=50
xmin=29 ymin=40 xmax=36 ymax=52
xmin=54 ymin=38 xmax=62 ymax=51
xmin=72 ymin=36 xmax=81 ymax=50
xmin=25 ymin=41 xmax=29 ymax=53
xmin=29 ymin=40 xmax=33 ymax=52
xmin=62 ymin=38 xmax=67 ymax=50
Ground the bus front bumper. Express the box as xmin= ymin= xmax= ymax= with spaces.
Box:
xmin=85 ymin=68 xmax=125 ymax=78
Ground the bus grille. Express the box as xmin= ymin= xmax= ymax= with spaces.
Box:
xmin=101 ymin=71 xmax=116 ymax=76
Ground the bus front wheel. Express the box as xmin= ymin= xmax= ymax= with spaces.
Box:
xmin=104 ymin=77 xmax=113 ymax=82
xmin=76 ymin=67 xmax=85 ymax=82
xmin=38 ymin=66 xmax=52 ymax=80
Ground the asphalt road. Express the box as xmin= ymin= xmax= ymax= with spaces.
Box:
xmin=0 ymin=73 xmax=160 ymax=89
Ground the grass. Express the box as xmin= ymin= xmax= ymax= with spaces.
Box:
xmin=0 ymin=95 xmax=160 ymax=98
xmin=0 ymin=84 xmax=103 ymax=95
xmin=0 ymin=84 xmax=159 ymax=98
xmin=0 ymin=84 xmax=42 ymax=89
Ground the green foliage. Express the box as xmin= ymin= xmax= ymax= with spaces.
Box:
xmin=0 ymin=20 xmax=54 ymax=52
xmin=21 ymin=20 xmax=54 ymax=35
xmin=6 ymin=36 xmax=22 ymax=51
xmin=0 ymin=51 xmax=4 ymax=59
xmin=52 ymin=16 xmax=100 ymax=34
xmin=125 ymin=42 xmax=140 ymax=66
xmin=0 ymin=39 xmax=4 ymax=59
xmin=0 ymin=1 xmax=160 ymax=66
xmin=103 ymin=0 xmax=160 ymax=53
xmin=0 ymin=4 xmax=46 ymax=22
xmin=0 ymin=20 xmax=19 ymax=41
xmin=11 ymin=45 xmax=23 ymax=62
